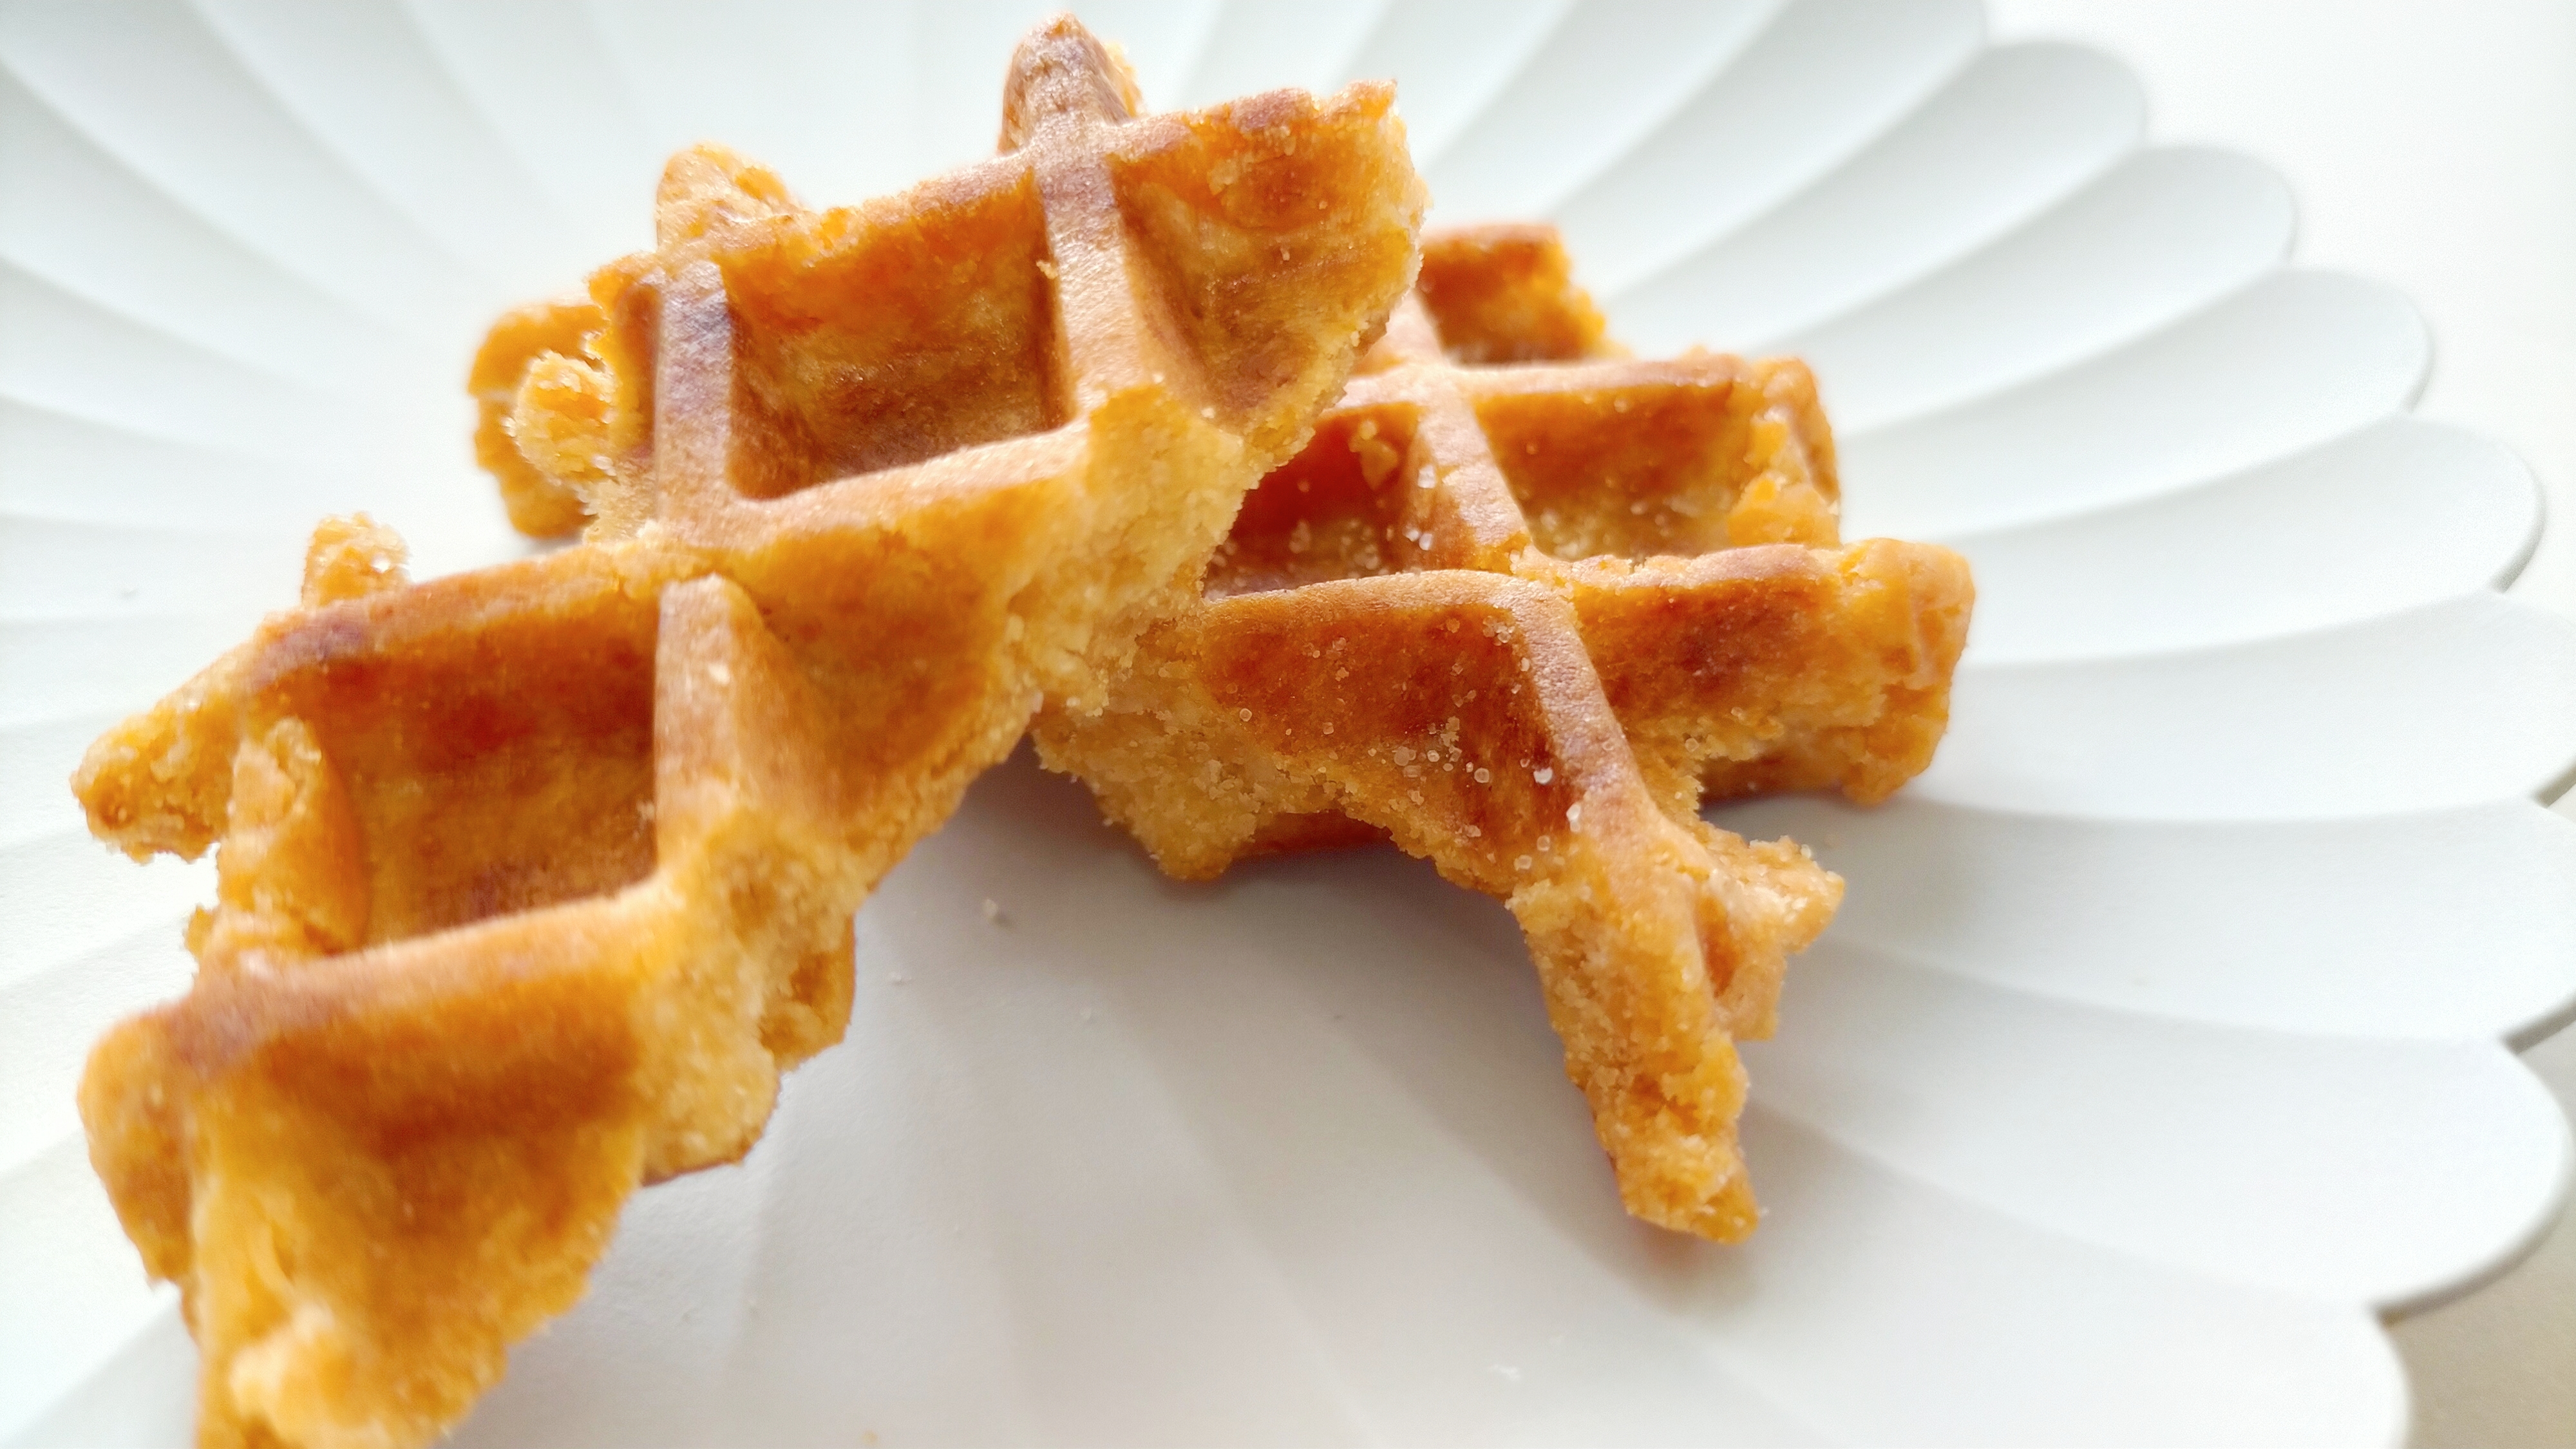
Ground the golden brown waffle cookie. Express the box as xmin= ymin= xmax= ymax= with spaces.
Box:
xmin=480 ymin=24 xmax=1418 ymax=551
xmin=1034 ymin=225 xmax=1971 ymax=1240
xmin=71 ymin=20 xmax=1424 ymax=1448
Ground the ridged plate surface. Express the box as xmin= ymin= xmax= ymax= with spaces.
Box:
xmin=3 ymin=2 xmax=2572 ymax=1444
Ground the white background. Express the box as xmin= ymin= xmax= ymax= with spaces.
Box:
xmin=1986 ymin=4 xmax=2575 ymax=1444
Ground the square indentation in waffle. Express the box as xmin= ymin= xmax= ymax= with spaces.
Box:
xmin=1475 ymin=377 xmax=1772 ymax=560
xmin=712 ymin=171 xmax=1067 ymax=500
xmin=1207 ymin=404 xmax=1431 ymax=595
xmin=232 ymin=567 xmax=661 ymax=947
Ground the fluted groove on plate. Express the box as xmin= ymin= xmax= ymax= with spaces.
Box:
xmin=190 ymin=0 xmax=597 ymax=296
xmin=0 ymin=1138 xmax=180 ymax=1447
xmin=393 ymin=0 xmax=659 ymax=260
xmin=1944 ymin=419 xmax=2541 ymax=663
xmin=1801 ymin=149 xmax=2292 ymax=435
xmin=0 ymin=926 xmax=193 ymax=1172
xmin=1177 ymin=0 xmax=1388 ymax=112
xmin=1719 ymin=1108 xmax=2404 ymax=1448
xmin=1747 ymin=941 xmax=2571 ymax=1307
xmin=1610 ymin=42 xmax=2141 ymax=354
xmin=0 ymin=68 xmax=442 ymax=392
xmin=0 ymin=375 xmax=511 ymax=583
xmin=591 ymin=0 xmax=954 ymax=207
xmin=1545 ymin=0 xmax=1984 ymax=294
xmin=0 ymin=0 xmax=500 ymax=338
xmin=1327 ymin=0 xmax=1573 ymax=164
xmin=1716 ymin=794 xmax=2576 ymax=1041
xmin=0 ymin=403 xmax=417 ymax=538
xmin=1785 ymin=146 xmax=2293 ymax=431
xmin=1925 ymin=594 xmax=2576 ymax=822
xmin=0 ymin=262 xmax=443 ymax=467
xmin=1836 ymin=269 xmax=2422 ymax=538
xmin=1421 ymin=0 xmax=1783 ymax=221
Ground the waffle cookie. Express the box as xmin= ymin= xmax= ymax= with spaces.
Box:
xmin=1034 ymin=225 xmax=1973 ymax=1240
xmin=71 ymin=21 xmax=1425 ymax=1448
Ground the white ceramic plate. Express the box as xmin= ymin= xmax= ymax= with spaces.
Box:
xmin=5 ymin=1 xmax=2573 ymax=1444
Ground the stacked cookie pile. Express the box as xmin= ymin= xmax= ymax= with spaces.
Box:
xmin=66 ymin=18 xmax=1967 ymax=1449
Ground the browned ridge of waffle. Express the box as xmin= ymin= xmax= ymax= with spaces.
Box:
xmin=1034 ymin=225 xmax=1973 ymax=1241
xmin=69 ymin=21 xmax=1425 ymax=1449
